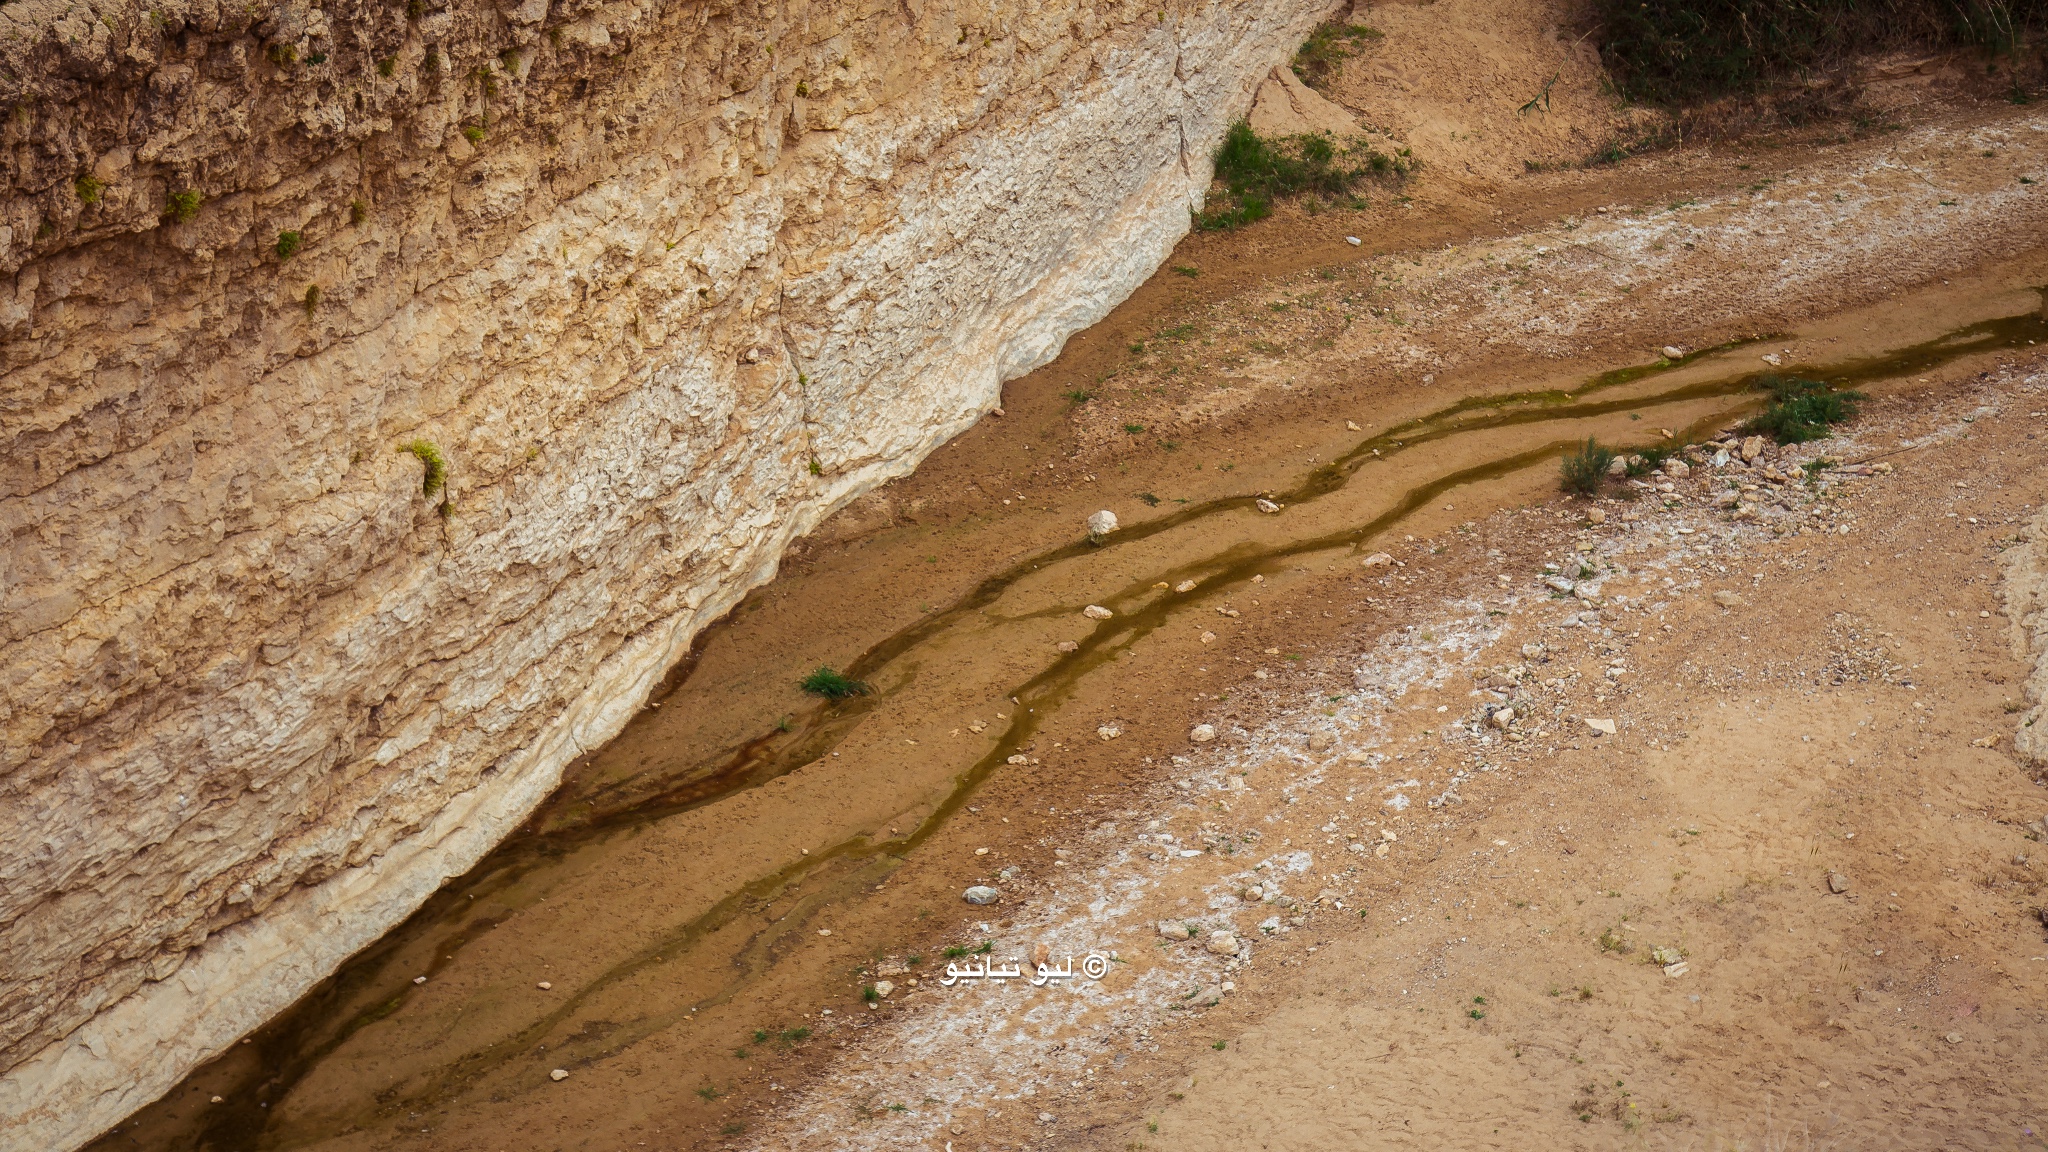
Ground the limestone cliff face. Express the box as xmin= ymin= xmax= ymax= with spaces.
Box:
xmin=0 ymin=0 xmax=1330 ymax=1145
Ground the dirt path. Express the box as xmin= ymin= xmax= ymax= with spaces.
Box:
xmin=87 ymin=4 xmax=2048 ymax=1150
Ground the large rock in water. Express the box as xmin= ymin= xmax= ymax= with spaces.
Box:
xmin=0 ymin=1 xmax=1334 ymax=1145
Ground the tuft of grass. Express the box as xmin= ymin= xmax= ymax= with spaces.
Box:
xmin=1063 ymin=388 xmax=1094 ymax=406
xmin=1292 ymin=21 xmax=1383 ymax=89
xmin=941 ymin=945 xmax=969 ymax=959
xmin=75 ymin=174 xmax=104 ymax=204
xmin=1744 ymin=374 xmax=1863 ymax=443
xmin=350 ymin=198 xmax=369 ymax=225
xmin=861 ymin=984 xmax=879 ymax=1003
xmin=164 ymin=189 xmax=201 ymax=223
xmin=275 ymin=230 xmax=303 ymax=261
xmin=462 ymin=124 xmax=486 ymax=145
xmin=1196 ymin=121 xmax=1412 ymax=231
xmin=302 ymin=285 xmax=321 ymax=318
xmin=399 ymin=439 xmax=447 ymax=497
xmin=696 ymin=1085 xmax=721 ymax=1101
xmin=1211 ymin=1039 xmax=1227 ymax=1050
xmin=1172 ymin=264 xmax=1200 ymax=277
xmin=1560 ymin=437 xmax=1615 ymax=495
xmin=268 ymin=42 xmax=297 ymax=67
xmin=377 ymin=55 xmax=397 ymax=77
xmin=800 ymin=666 xmax=869 ymax=699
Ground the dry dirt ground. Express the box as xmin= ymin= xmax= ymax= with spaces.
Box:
xmin=87 ymin=3 xmax=2048 ymax=1151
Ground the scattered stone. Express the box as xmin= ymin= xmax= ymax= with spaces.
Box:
xmin=1255 ymin=498 xmax=1282 ymax=514
xmin=1605 ymin=457 xmax=1628 ymax=477
xmin=1827 ymin=872 xmax=1850 ymax=894
xmin=1200 ymin=630 xmax=1217 ymax=644
xmin=1490 ymin=707 xmax=1516 ymax=729
xmin=537 ymin=981 xmax=552 ymax=990
xmin=1381 ymin=829 xmax=1399 ymax=842
xmin=1086 ymin=509 xmax=1119 ymax=538
xmin=1663 ymin=961 xmax=1689 ymax=978
xmin=1543 ymin=575 xmax=1576 ymax=594
xmin=1666 ymin=459 xmax=1691 ymax=479
xmin=1175 ymin=579 xmax=1198 ymax=593
xmin=1945 ymin=1032 xmax=1965 ymax=1045
xmin=1373 ymin=843 xmax=1390 ymax=858
xmin=1056 ymin=640 xmax=1079 ymax=653
xmin=1082 ymin=604 xmax=1114 ymax=620
xmin=1348 ymin=841 xmax=1368 ymax=854
xmin=1713 ymin=590 xmax=1742 ymax=607
xmin=874 ymin=980 xmax=895 ymax=999
xmin=1574 ymin=582 xmax=1603 ymax=601
xmin=1346 ymin=420 xmax=1362 ymax=431
xmin=1585 ymin=717 xmax=1618 ymax=736
xmin=1344 ymin=235 xmax=1362 ymax=246
xmin=550 ymin=1068 xmax=569 ymax=1081
xmin=963 ymin=886 xmax=1000 ymax=905
xmin=1157 ymin=921 xmax=1193 ymax=940
xmin=1651 ymin=945 xmax=1682 ymax=965
xmin=1206 ymin=931 xmax=1240 ymax=956
xmin=1971 ymin=735 xmax=1999 ymax=748
xmin=1587 ymin=508 xmax=1607 ymax=525
xmin=210 ymin=1096 xmax=223 ymax=1104
xmin=1189 ymin=724 xmax=1217 ymax=743
xmin=1762 ymin=352 xmax=1782 ymax=366
xmin=1097 ymin=725 xmax=1122 ymax=741
xmin=1741 ymin=435 xmax=1765 ymax=462
xmin=1039 ymin=1112 xmax=1056 ymax=1124
xmin=1307 ymin=733 xmax=1334 ymax=753
xmin=413 ymin=976 xmax=426 ymax=984
xmin=1007 ymin=754 xmax=1029 ymax=764
xmin=1662 ymin=345 xmax=1686 ymax=359
xmin=1361 ymin=552 xmax=1394 ymax=568
xmin=1714 ymin=490 xmax=1741 ymax=509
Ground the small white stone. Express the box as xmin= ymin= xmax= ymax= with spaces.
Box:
xmin=1713 ymin=590 xmax=1741 ymax=607
xmin=1345 ymin=235 xmax=1362 ymax=245
xmin=1206 ymin=931 xmax=1240 ymax=956
xmin=1255 ymin=498 xmax=1282 ymax=514
xmin=1082 ymin=604 xmax=1114 ymax=620
xmin=413 ymin=976 xmax=426 ymax=984
xmin=1584 ymin=717 xmax=1617 ymax=736
xmin=537 ymin=981 xmax=552 ymax=990
xmin=1189 ymin=724 xmax=1217 ymax=743
xmin=874 ymin=980 xmax=895 ymax=998
xmin=1157 ymin=920 xmax=1193 ymax=940
xmin=1097 ymin=725 xmax=1122 ymax=741
xmin=1175 ymin=579 xmax=1198 ymax=593
xmin=1662 ymin=345 xmax=1685 ymax=359
xmin=963 ymin=885 xmax=1000 ymax=905
xmin=550 ymin=1068 xmax=569 ymax=1081
xmin=1361 ymin=552 xmax=1393 ymax=568
xmin=1086 ymin=509 xmax=1119 ymax=537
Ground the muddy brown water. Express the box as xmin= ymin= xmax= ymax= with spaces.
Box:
xmin=88 ymin=289 xmax=2047 ymax=1151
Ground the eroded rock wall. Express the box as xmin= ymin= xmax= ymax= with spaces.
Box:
xmin=0 ymin=0 xmax=1332 ymax=1145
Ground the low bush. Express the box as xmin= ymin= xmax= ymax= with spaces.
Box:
xmin=1196 ymin=121 xmax=1412 ymax=231
xmin=1292 ymin=21 xmax=1383 ymax=89
xmin=1560 ymin=437 xmax=1616 ymax=495
xmin=1744 ymin=374 xmax=1864 ymax=442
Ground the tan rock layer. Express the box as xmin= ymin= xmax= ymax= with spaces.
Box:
xmin=0 ymin=0 xmax=1337 ymax=1146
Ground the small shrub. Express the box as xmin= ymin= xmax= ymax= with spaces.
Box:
xmin=164 ymin=189 xmax=202 ymax=223
xmin=800 ymin=666 xmax=869 ymax=699
xmin=777 ymin=1026 xmax=810 ymax=1046
xmin=861 ymin=984 xmax=879 ymax=1003
xmin=275 ymin=230 xmax=303 ymax=261
xmin=695 ymin=1085 xmax=720 ymax=1101
xmin=1123 ymin=423 xmax=1146 ymax=434
xmin=1172 ymin=265 xmax=1199 ymax=277
xmin=377 ymin=55 xmax=397 ymax=77
xmin=462 ymin=124 xmax=486 ymax=145
xmin=1560 ymin=437 xmax=1615 ymax=495
xmin=302 ymin=285 xmax=321 ymax=318
xmin=349 ymin=198 xmax=369 ymax=225
xmin=268 ymin=42 xmax=297 ymax=67
xmin=74 ymin=174 xmax=104 ymax=204
xmin=1292 ymin=21 xmax=1382 ymax=89
xmin=1197 ymin=121 xmax=1411 ymax=231
xmin=1744 ymin=374 xmax=1863 ymax=443
xmin=423 ymin=49 xmax=440 ymax=73
xmin=305 ymin=51 xmax=327 ymax=64
xmin=1062 ymin=388 xmax=1094 ymax=405
xmin=399 ymin=439 xmax=448 ymax=497
xmin=808 ymin=457 xmax=823 ymax=476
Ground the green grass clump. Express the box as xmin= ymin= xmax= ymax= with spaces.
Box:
xmin=75 ymin=174 xmax=104 ymax=204
xmin=1292 ymin=21 xmax=1383 ymax=88
xmin=1560 ymin=437 xmax=1616 ymax=495
xmin=800 ymin=666 xmax=869 ymax=699
xmin=164 ymin=189 xmax=201 ymax=223
xmin=462 ymin=124 xmax=486 ymax=145
xmin=1197 ymin=121 xmax=1412 ymax=231
xmin=275 ymin=230 xmax=303 ymax=260
xmin=399 ymin=439 xmax=447 ymax=497
xmin=1744 ymin=374 xmax=1864 ymax=443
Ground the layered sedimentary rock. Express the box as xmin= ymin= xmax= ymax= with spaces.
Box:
xmin=0 ymin=0 xmax=1332 ymax=1145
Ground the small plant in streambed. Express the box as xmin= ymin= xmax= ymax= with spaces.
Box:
xmin=1559 ymin=437 xmax=1616 ymax=495
xmin=800 ymin=666 xmax=870 ymax=699
xmin=399 ymin=439 xmax=448 ymax=499
xmin=1744 ymin=374 xmax=1864 ymax=443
